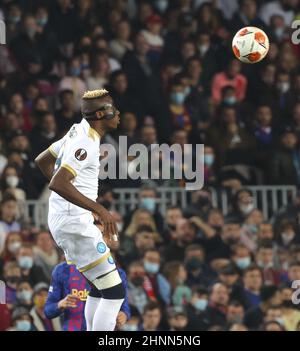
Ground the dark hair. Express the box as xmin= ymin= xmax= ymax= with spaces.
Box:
xmin=143 ymin=301 xmax=161 ymax=314
xmin=243 ymin=264 xmax=262 ymax=277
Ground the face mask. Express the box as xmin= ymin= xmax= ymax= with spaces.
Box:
xmin=131 ymin=276 xmax=144 ymax=287
xmin=239 ymin=203 xmax=254 ymax=215
xmin=70 ymin=67 xmax=81 ymax=77
xmin=186 ymin=257 xmax=202 ymax=271
xmin=198 ymin=44 xmax=209 ymax=56
xmin=183 ymin=86 xmax=191 ymax=98
xmin=121 ymin=323 xmax=138 ymax=331
xmin=18 ymin=256 xmax=33 ymax=270
xmin=204 ymin=154 xmax=214 ymax=166
xmin=16 ymin=320 xmax=31 ymax=331
xmin=26 ymin=28 xmax=36 ymax=38
xmin=282 ymin=300 xmax=294 ymax=309
xmin=37 ymin=17 xmax=48 ymax=27
xmin=144 ymin=261 xmax=160 ymax=274
xmin=235 ymin=257 xmax=251 ymax=270
xmin=140 ymin=197 xmax=156 ymax=213
xmin=226 ymin=237 xmax=239 ymax=246
xmin=244 ymin=224 xmax=258 ymax=234
xmin=275 ymin=317 xmax=284 ymax=326
xmin=6 ymin=175 xmax=19 ymax=188
xmin=224 ymin=96 xmax=237 ymax=105
xmin=9 ymin=16 xmax=21 ymax=24
xmin=117 ymin=222 xmax=124 ymax=232
xmin=277 ymin=82 xmax=290 ymax=94
xmin=44 ymin=131 xmax=56 ymax=140
xmin=170 ymin=92 xmax=185 ymax=105
xmin=257 ymin=260 xmax=273 ymax=269
xmin=8 ymin=241 xmax=21 ymax=254
xmin=193 ymin=299 xmax=208 ymax=311
xmin=155 ymin=0 xmax=168 ymax=13
xmin=6 ymin=276 xmax=20 ymax=286
xmin=274 ymin=27 xmax=284 ymax=40
xmin=17 ymin=290 xmax=33 ymax=302
xmin=281 ymin=232 xmax=294 ymax=245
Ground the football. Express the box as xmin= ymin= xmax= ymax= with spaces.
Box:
xmin=232 ymin=26 xmax=269 ymax=64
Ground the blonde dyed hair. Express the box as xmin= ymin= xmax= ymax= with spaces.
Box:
xmin=82 ymin=89 xmax=109 ymax=100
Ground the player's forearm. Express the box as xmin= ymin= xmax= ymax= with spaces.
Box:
xmin=49 ymin=175 xmax=100 ymax=214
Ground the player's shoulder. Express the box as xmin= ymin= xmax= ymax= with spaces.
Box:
xmin=66 ymin=122 xmax=98 ymax=148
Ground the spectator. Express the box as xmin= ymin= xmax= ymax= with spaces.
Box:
xmin=142 ymin=249 xmax=171 ymax=305
xmin=139 ymin=301 xmax=162 ymax=331
xmin=244 ymin=285 xmax=282 ymax=330
xmin=33 ymin=231 xmax=59 ymax=281
xmin=30 ymin=282 xmax=61 ymax=331
xmin=17 ymin=243 xmax=48 ymax=286
xmin=167 ymin=306 xmax=189 ymax=331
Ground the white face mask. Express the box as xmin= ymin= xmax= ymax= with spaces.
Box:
xmin=117 ymin=222 xmax=123 ymax=232
xmin=8 ymin=241 xmax=21 ymax=254
xmin=281 ymin=232 xmax=294 ymax=245
xmin=6 ymin=175 xmax=19 ymax=188
xmin=239 ymin=203 xmax=254 ymax=215
xmin=198 ymin=44 xmax=209 ymax=56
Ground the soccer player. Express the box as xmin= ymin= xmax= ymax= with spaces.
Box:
xmin=44 ymin=262 xmax=130 ymax=331
xmin=35 ymin=89 xmax=124 ymax=331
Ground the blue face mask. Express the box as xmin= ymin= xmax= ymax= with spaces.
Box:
xmin=18 ymin=256 xmax=33 ymax=270
xmin=224 ymin=96 xmax=237 ymax=106
xmin=156 ymin=0 xmax=168 ymax=13
xmin=170 ymin=92 xmax=186 ymax=105
xmin=204 ymin=154 xmax=214 ymax=166
xmin=193 ymin=299 xmax=208 ymax=311
xmin=140 ymin=197 xmax=156 ymax=213
xmin=37 ymin=17 xmax=48 ymax=27
xmin=184 ymin=86 xmax=191 ymax=97
xmin=70 ymin=67 xmax=81 ymax=77
xmin=16 ymin=320 xmax=31 ymax=331
xmin=17 ymin=290 xmax=33 ymax=302
xmin=235 ymin=257 xmax=251 ymax=270
xmin=121 ymin=323 xmax=138 ymax=331
xmin=9 ymin=16 xmax=21 ymax=24
xmin=144 ymin=261 xmax=160 ymax=274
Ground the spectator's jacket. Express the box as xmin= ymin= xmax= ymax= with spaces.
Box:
xmin=44 ymin=262 xmax=130 ymax=331
xmin=30 ymin=307 xmax=61 ymax=331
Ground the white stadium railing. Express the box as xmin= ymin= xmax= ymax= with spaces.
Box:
xmin=20 ymin=186 xmax=297 ymax=228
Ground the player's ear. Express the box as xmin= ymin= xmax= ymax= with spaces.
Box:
xmin=95 ymin=111 xmax=104 ymax=120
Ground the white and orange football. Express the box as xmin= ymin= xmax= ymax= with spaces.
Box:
xmin=232 ymin=27 xmax=269 ymax=64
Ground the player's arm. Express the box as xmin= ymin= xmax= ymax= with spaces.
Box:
xmin=44 ymin=265 xmax=66 ymax=319
xmin=49 ymin=167 xmax=117 ymax=238
xmin=34 ymin=148 xmax=57 ymax=181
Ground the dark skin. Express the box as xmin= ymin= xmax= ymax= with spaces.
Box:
xmin=35 ymin=95 xmax=120 ymax=240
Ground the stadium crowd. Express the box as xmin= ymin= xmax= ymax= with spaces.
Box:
xmin=1 ymin=0 xmax=300 ymax=331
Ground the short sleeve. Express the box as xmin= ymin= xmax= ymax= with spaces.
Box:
xmin=60 ymin=137 xmax=96 ymax=178
xmin=48 ymin=136 xmax=66 ymax=158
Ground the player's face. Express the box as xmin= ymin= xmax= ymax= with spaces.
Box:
xmin=99 ymin=96 xmax=120 ymax=130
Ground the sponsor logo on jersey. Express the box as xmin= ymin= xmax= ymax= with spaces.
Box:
xmin=71 ymin=288 xmax=89 ymax=301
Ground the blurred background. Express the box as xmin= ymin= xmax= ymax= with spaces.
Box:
xmin=1 ymin=0 xmax=300 ymax=332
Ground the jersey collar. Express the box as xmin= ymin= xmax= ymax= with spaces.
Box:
xmin=81 ymin=118 xmax=100 ymax=141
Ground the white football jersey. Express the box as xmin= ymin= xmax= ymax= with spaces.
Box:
xmin=48 ymin=118 xmax=100 ymax=216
